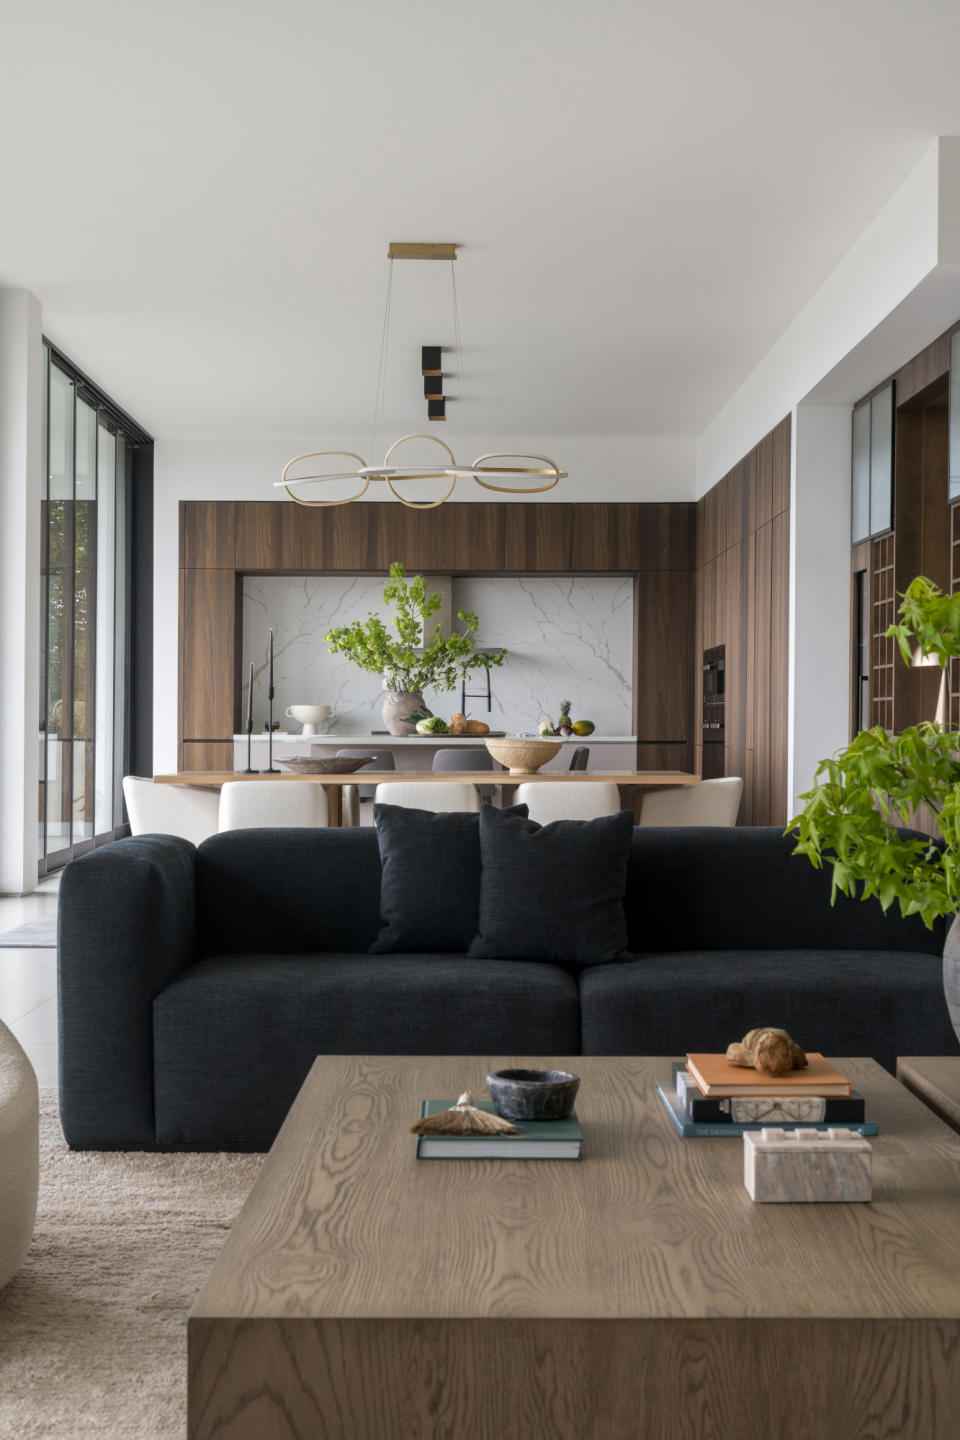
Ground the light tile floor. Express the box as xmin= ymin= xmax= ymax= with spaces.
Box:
xmin=0 ymin=873 xmax=60 ymax=1086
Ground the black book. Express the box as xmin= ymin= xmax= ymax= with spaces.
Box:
xmin=671 ymin=1062 xmax=866 ymax=1124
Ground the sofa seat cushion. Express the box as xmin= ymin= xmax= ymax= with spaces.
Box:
xmin=153 ymin=952 xmax=581 ymax=1149
xmin=578 ymin=949 xmax=958 ymax=1074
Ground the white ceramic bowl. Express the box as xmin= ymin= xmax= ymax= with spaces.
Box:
xmin=285 ymin=704 xmax=334 ymax=735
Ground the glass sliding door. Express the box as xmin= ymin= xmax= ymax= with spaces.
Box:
xmin=38 ymin=346 xmax=143 ymax=872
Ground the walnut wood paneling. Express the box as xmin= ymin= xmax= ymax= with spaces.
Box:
xmin=634 ymin=570 xmax=694 ymax=765
xmin=235 ymin=502 xmax=304 ymax=570
xmin=894 ymin=329 xmax=951 ymax=408
xmin=293 ymin=503 xmax=438 ymax=572
xmin=503 ymin=504 xmax=573 ymax=571
xmin=180 ymin=742 xmax=235 ymax=772
xmin=180 ymin=569 xmax=240 ymax=739
xmin=635 ymin=502 xmax=696 ymax=572
xmin=180 ymin=501 xmax=236 ymax=568
xmin=696 ymin=417 xmax=790 ymax=825
xmin=434 ymin=503 xmax=506 ymax=572
xmin=569 ymin=504 xmax=640 ymax=571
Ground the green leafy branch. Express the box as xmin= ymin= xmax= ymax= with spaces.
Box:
xmin=324 ymin=562 xmax=505 ymax=696
xmin=787 ymin=576 xmax=960 ymax=929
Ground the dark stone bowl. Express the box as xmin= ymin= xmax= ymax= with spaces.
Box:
xmin=486 ymin=1068 xmax=580 ymax=1122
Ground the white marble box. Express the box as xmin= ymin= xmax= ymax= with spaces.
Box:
xmin=743 ymin=1127 xmax=872 ymax=1204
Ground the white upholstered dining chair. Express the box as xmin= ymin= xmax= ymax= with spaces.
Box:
xmin=514 ymin=781 xmax=621 ymax=825
xmin=122 ymin=775 xmax=221 ymax=846
xmin=373 ymin=781 xmax=481 ymax=813
xmin=636 ymin=776 xmax=743 ymax=827
xmin=218 ymin=780 xmax=329 ymax=831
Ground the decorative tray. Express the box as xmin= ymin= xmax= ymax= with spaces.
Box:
xmin=277 ymin=756 xmax=375 ymax=775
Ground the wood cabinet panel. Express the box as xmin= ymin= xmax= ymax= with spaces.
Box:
xmin=636 ymin=503 xmax=696 ymax=572
xmin=235 ymin=503 xmax=303 ymax=570
xmin=772 ymin=416 xmax=791 ymax=517
xmin=768 ymin=509 xmax=790 ymax=824
xmin=570 ymin=505 xmax=640 ymax=571
xmin=434 ymin=504 xmax=505 ymax=572
xmin=634 ymin=570 xmax=694 ymax=745
xmin=180 ymin=569 xmax=240 ymax=740
xmin=503 ymin=504 xmax=573 ymax=571
xmin=180 ymin=502 xmax=236 ymax=568
xmin=894 ymin=329 xmax=950 ymax=408
xmin=180 ymin=742 xmax=235 ymax=772
xmin=297 ymin=504 xmax=437 ymax=572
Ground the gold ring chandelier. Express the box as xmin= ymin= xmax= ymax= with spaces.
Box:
xmin=277 ymin=243 xmax=566 ymax=509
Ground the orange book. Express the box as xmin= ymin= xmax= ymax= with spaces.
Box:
xmin=685 ymin=1052 xmax=851 ymax=1098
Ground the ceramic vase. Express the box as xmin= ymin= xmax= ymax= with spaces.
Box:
xmin=382 ymin=690 xmax=426 ymax=736
xmin=943 ymin=913 xmax=960 ymax=1046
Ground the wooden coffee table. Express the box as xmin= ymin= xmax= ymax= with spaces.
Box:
xmin=188 ymin=1055 xmax=960 ymax=1440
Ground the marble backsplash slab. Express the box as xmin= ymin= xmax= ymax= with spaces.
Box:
xmin=241 ymin=574 xmax=633 ymax=735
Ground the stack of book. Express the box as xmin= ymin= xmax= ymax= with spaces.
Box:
xmin=413 ymin=1100 xmax=583 ymax=1159
xmin=658 ymin=1053 xmax=878 ymax=1138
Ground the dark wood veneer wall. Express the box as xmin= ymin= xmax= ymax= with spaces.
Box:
xmin=177 ymin=501 xmax=697 ymax=774
xmin=695 ymin=416 xmax=791 ymax=826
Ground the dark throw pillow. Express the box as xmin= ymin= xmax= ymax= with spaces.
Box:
xmin=369 ymin=802 xmax=529 ymax=954
xmin=467 ymin=804 xmax=634 ymax=963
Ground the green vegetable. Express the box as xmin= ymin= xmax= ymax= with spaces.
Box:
xmin=416 ymin=716 xmax=449 ymax=735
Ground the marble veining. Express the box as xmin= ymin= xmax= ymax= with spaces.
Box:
xmin=242 ymin=575 xmax=633 ymax=735
xmin=743 ymin=1128 xmax=873 ymax=1204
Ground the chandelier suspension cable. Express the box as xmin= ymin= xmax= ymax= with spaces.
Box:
xmin=450 ymin=257 xmax=472 ymax=465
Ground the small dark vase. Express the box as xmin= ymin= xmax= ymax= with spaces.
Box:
xmin=944 ymin=914 xmax=960 ymax=1045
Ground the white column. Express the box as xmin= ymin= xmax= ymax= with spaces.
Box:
xmin=787 ymin=402 xmax=853 ymax=819
xmin=0 ymin=290 xmax=43 ymax=894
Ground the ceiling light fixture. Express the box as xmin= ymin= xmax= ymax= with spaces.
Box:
xmin=276 ymin=243 xmax=567 ymax=509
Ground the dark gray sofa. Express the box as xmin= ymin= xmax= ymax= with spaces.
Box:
xmin=58 ymin=825 xmax=958 ymax=1151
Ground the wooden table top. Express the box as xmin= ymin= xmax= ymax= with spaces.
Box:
xmin=155 ymin=770 xmax=701 ymax=788
xmin=897 ymin=1056 xmax=960 ymax=1135
xmin=192 ymin=1055 xmax=960 ymax=1325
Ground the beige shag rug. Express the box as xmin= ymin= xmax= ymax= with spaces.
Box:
xmin=0 ymin=1092 xmax=262 ymax=1439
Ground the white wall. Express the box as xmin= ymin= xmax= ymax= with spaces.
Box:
xmin=0 ymin=290 xmax=43 ymax=894
xmin=153 ymin=432 xmax=696 ymax=771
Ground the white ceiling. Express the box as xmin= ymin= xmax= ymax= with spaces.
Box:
xmin=4 ymin=0 xmax=960 ymax=445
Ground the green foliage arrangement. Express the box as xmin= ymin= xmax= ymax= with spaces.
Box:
xmin=324 ymin=562 xmax=506 ymax=697
xmin=788 ymin=576 xmax=960 ymax=930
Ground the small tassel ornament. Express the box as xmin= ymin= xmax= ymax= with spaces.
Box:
xmin=410 ymin=1091 xmax=518 ymax=1136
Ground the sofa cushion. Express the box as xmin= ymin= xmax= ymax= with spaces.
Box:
xmin=153 ymin=952 xmax=581 ymax=1148
xmin=578 ymin=948 xmax=958 ymax=1073
xmin=370 ymin=801 xmax=529 ymax=954
xmin=194 ymin=828 xmax=383 ymax=957
xmin=623 ymin=827 xmax=946 ymax=956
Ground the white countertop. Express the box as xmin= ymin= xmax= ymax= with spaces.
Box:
xmin=234 ymin=733 xmax=637 ymax=744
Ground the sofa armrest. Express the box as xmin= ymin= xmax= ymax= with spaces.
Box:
xmin=58 ymin=836 xmax=196 ymax=1148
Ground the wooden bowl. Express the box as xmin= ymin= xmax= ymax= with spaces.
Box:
xmin=277 ymin=756 xmax=374 ymax=775
xmin=484 ymin=737 xmax=563 ymax=774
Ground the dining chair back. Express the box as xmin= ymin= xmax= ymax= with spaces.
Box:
xmin=374 ymin=781 xmax=481 ymax=814
xmin=336 ymin=748 xmax=396 ymax=801
xmin=636 ymin=776 xmax=743 ymax=827
xmin=432 ymin=746 xmax=496 ymax=800
xmin=122 ymin=775 xmax=220 ymax=846
xmin=218 ymin=780 xmax=329 ymax=831
xmin=514 ymin=781 xmax=621 ymax=825
xmin=568 ymin=746 xmax=590 ymax=771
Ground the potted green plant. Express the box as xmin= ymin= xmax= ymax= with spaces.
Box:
xmin=788 ymin=576 xmax=960 ymax=1044
xmin=324 ymin=562 xmax=505 ymax=735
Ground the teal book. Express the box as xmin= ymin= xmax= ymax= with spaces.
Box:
xmin=414 ymin=1099 xmax=583 ymax=1159
xmin=657 ymin=1082 xmax=879 ymax=1138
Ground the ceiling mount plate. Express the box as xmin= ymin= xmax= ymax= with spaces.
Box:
xmin=388 ymin=242 xmax=457 ymax=261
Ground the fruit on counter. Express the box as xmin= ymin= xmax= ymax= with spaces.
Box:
xmin=465 ymin=718 xmax=490 ymax=736
xmin=558 ymin=699 xmax=573 ymax=736
xmin=416 ymin=716 xmax=450 ymax=735
xmin=572 ymin=719 xmax=595 ymax=736
xmin=449 ymin=712 xmax=468 ymax=735
xmin=538 ymin=719 xmax=557 ymax=737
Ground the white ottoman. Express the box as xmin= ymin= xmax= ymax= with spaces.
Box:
xmin=0 ymin=1019 xmax=39 ymax=1288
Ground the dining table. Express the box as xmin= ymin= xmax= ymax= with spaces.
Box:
xmin=153 ymin=769 xmax=700 ymax=827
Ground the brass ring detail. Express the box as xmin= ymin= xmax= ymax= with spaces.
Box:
xmin=281 ymin=452 xmax=369 ymax=507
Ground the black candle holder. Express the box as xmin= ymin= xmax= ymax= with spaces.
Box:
xmin=241 ymin=718 xmax=255 ymax=774
xmin=264 ymin=686 xmax=280 ymax=772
